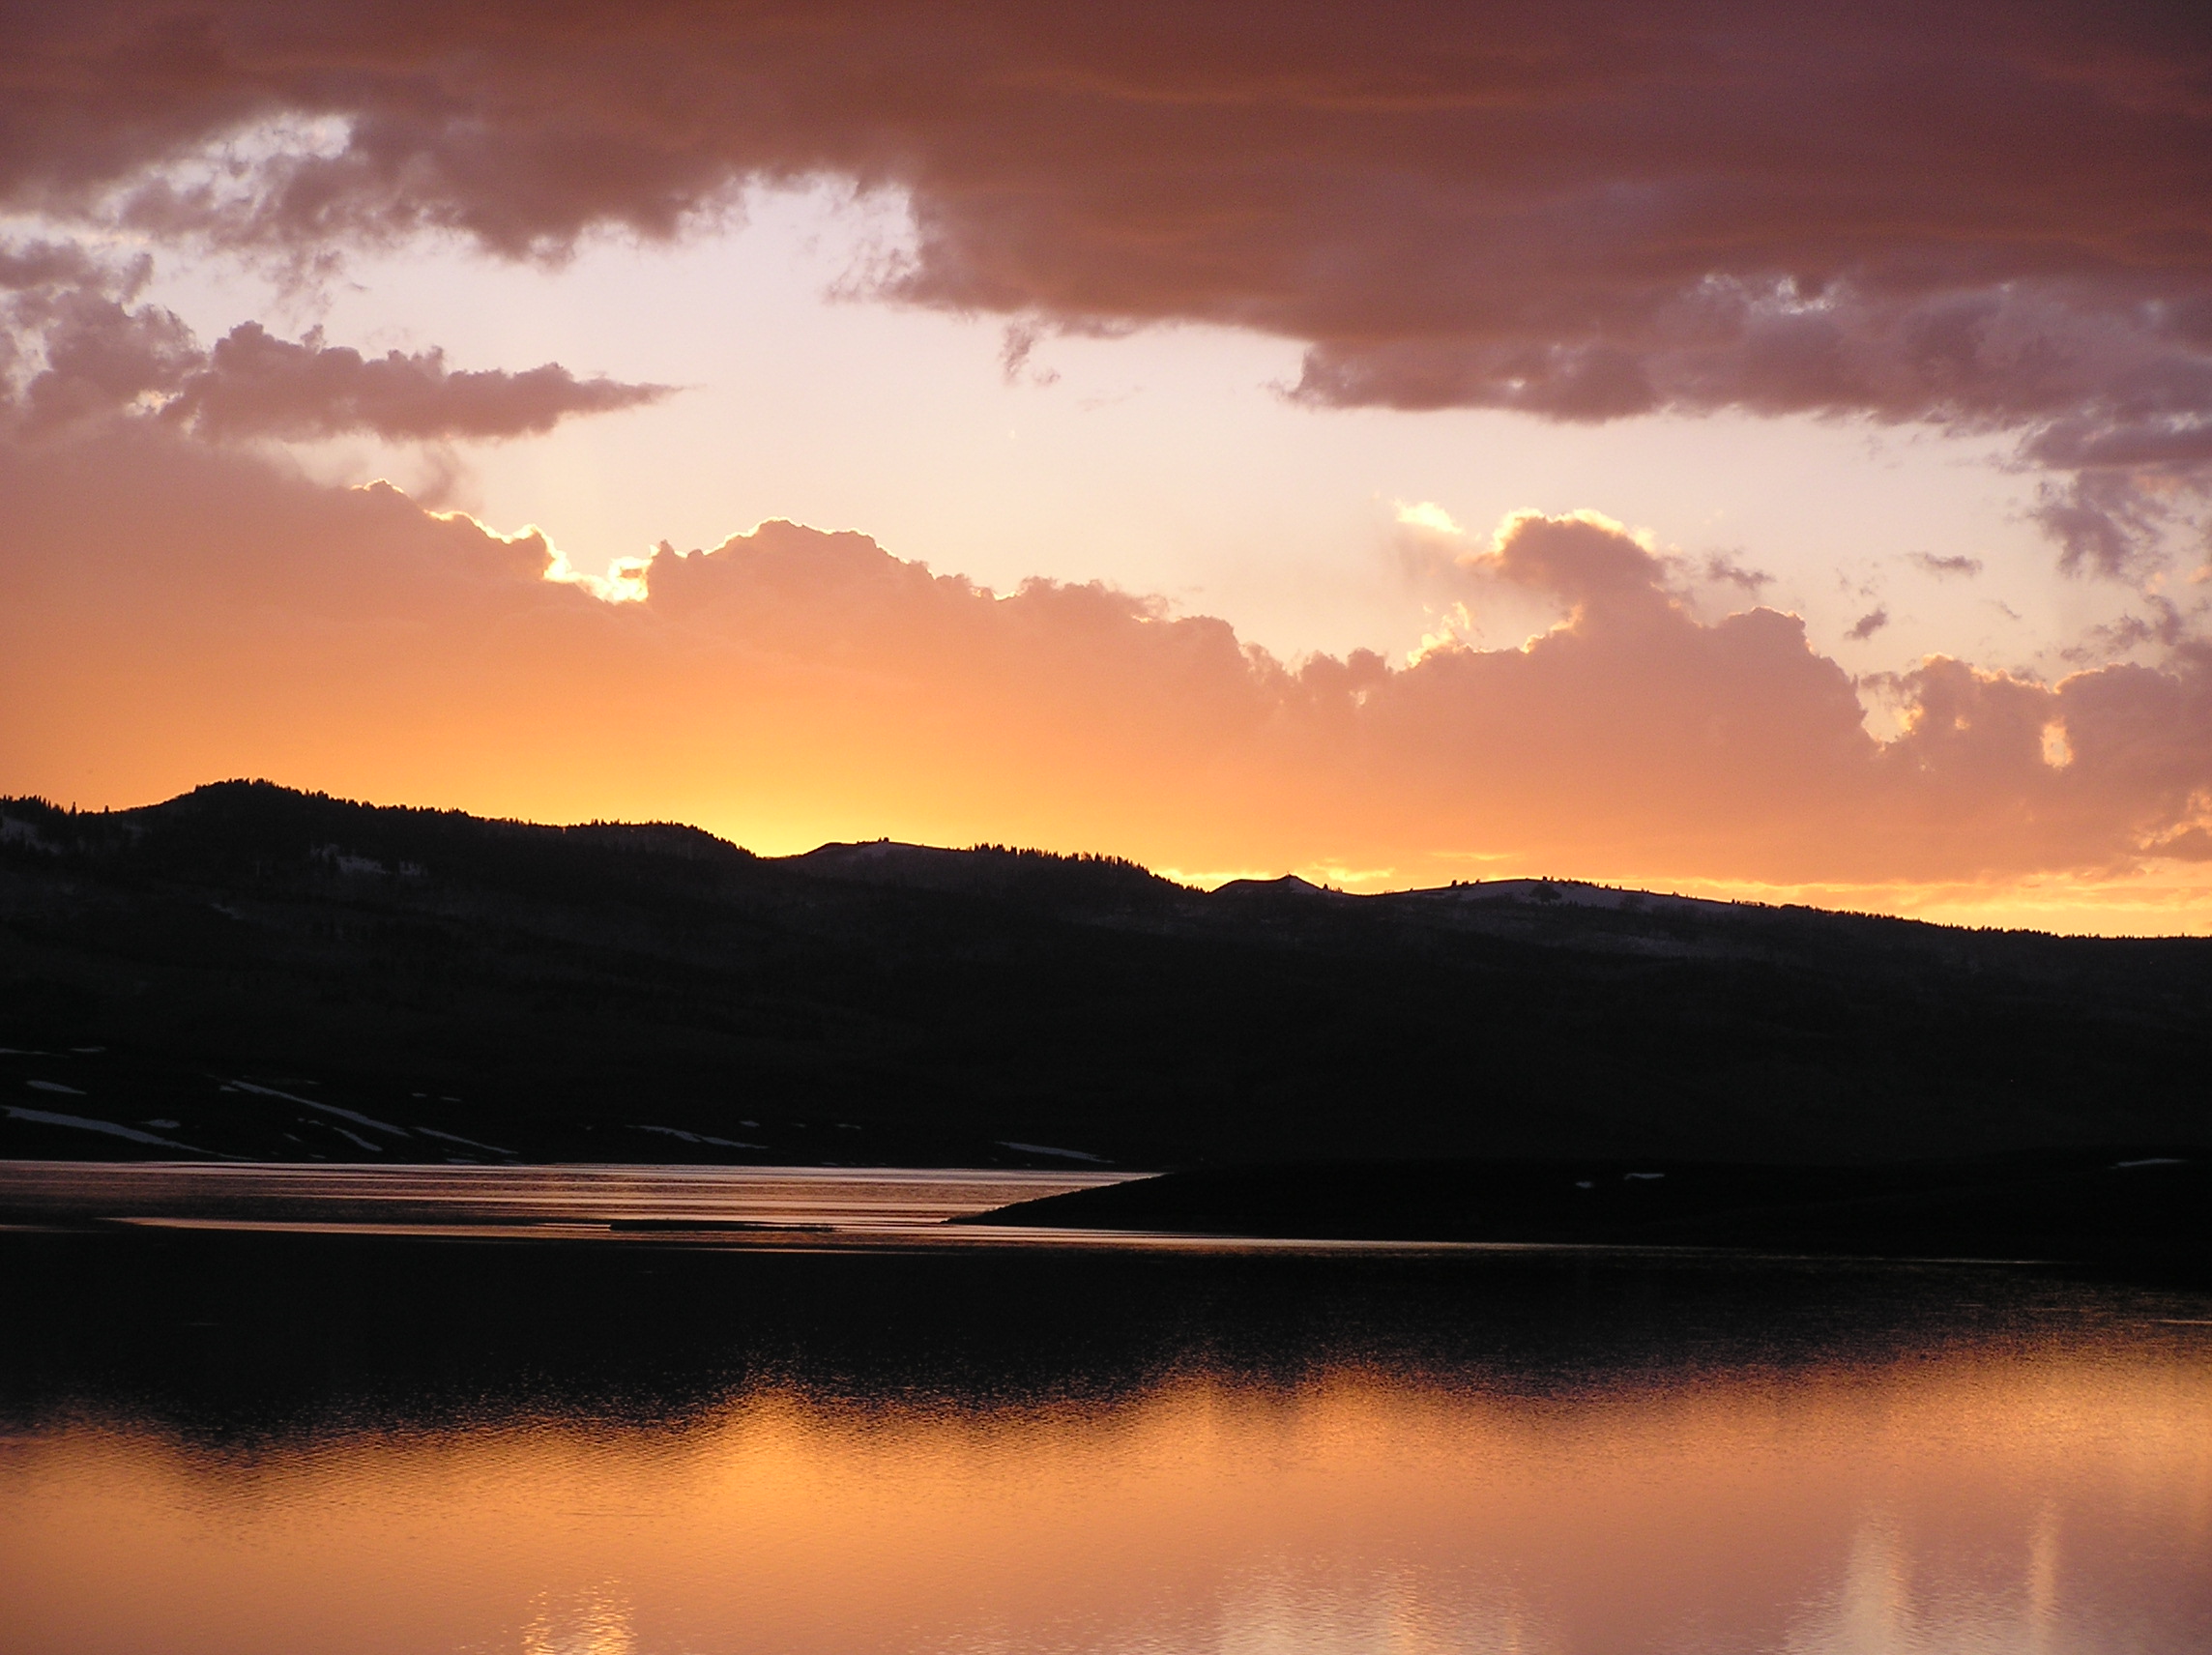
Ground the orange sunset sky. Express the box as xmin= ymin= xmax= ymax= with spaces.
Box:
xmin=3 ymin=1 xmax=2210 ymax=932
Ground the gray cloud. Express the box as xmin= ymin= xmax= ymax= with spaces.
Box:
xmin=1 ymin=241 xmax=669 ymax=443
xmin=1906 ymin=552 xmax=1983 ymax=578
xmin=1702 ymin=554 xmax=1773 ymax=593
xmin=163 ymin=323 xmax=672 ymax=442
xmin=2028 ymin=473 xmax=2180 ymax=580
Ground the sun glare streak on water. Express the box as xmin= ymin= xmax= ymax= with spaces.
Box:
xmin=0 ymin=1160 xmax=1137 ymax=1237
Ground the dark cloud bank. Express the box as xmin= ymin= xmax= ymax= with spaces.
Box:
xmin=5 ymin=0 xmax=2210 ymax=568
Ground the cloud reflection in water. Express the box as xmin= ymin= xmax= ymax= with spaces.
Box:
xmin=0 ymin=1243 xmax=2206 ymax=1654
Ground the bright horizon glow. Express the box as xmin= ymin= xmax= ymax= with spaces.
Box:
xmin=5 ymin=11 xmax=2210 ymax=939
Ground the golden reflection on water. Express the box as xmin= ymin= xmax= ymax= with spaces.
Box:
xmin=4 ymin=1337 xmax=2209 ymax=1654
xmin=519 ymin=1587 xmax=638 ymax=1655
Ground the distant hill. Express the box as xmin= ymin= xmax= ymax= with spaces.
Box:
xmin=3 ymin=780 xmax=2209 ymax=1168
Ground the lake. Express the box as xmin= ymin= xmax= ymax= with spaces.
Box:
xmin=1 ymin=1164 xmax=2207 ymax=1653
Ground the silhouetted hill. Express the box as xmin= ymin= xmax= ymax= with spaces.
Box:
xmin=792 ymin=837 xmax=1180 ymax=916
xmin=3 ymin=780 xmax=2209 ymax=1169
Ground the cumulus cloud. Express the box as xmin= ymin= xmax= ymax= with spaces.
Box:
xmin=6 ymin=426 xmax=2209 ymax=898
xmin=0 ymin=239 xmax=669 ymax=441
xmin=6 ymin=2 xmax=2209 ymax=568
xmin=1847 ymin=608 xmax=1890 ymax=642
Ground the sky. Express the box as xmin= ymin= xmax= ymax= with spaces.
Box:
xmin=3 ymin=1 xmax=2210 ymax=932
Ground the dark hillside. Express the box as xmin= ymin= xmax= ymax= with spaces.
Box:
xmin=3 ymin=781 xmax=2208 ymax=1168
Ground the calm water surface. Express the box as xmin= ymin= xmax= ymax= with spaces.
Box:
xmin=0 ymin=1169 xmax=2206 ymax=1654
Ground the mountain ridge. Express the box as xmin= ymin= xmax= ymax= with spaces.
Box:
xmin=2 ymin=778 xmax=2128 ymax=941
xmin=3 ymin=780 xmax=2208 ymax=1170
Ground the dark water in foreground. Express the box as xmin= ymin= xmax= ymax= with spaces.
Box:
xmin=1 ymin=1171 xmax=2208 ymax=1654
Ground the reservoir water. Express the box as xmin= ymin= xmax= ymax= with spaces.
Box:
xmin=1 ymin=1164 xmax=2207 ymax=1654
